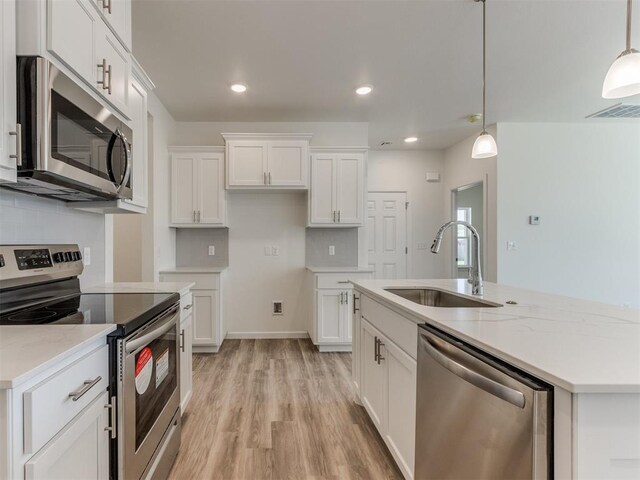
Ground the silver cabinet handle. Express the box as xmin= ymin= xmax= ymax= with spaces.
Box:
xmin=193 ymin=210 xmax=196 ymax=223
xmin=332 ymin=211 xmax=336 ymax=223
xmin=374 ymin=335 xmax=378 ymax=362
xmin=337 ymin=281 xmax=350 ymax=284
xmin=97 ymin=59 xmax=111 ymax=94
xmin=105 ymin=63 xmax=112 ymax=95
xmin=338 ymin=210 xmax=341 ymax=223
xmin=180 ymin=329 xmax=185 ymax=352
xmin=69 ymin=376 xmax=102 ymax=401
xmin=101 ymin=0 xmax=112 ymax=14
xmin=420 ymin=332 xmax=526 ymax=408
xmin=353 ymin=294 xmax=359 ymax=314
xmin=344 ymin=291 xmax=349 ymax=304
xmin=338 ymin=292 xmax=343 ymax=304
xmin=268 ymin=172 xmax=272 ymax=184
xmin=263 ymin=172 xmax=267 ymax=185
xmin=104 ymin=395 xmax=117 ymax=439
xmin=9 ymin=124 xmax=22 ymax=166
xmin=376 ymin=338 xmax=385 ymax=364
xmin=183 ymin=304 xmax=193 ymax=311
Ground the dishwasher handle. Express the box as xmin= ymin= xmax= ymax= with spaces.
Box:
xmin=420 ymin=332 xmax=526 ymax=409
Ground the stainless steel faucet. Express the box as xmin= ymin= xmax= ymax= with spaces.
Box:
xmin=431 ymin=221 xmax=483 ymax=295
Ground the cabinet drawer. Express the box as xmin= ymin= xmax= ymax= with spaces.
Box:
xmin=180 ymin=292 xmax=193 ymax=321
xmin=360 ymin=294 xmax=418 ymax=360
xmin=316 ymin=273 xmax=371 ymax=289
xmin=24 ymin=345 xmax=109 ymax=455
xmin=160 ymin=273 xmax=220 ymax=291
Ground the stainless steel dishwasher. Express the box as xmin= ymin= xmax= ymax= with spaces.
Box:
xmin=416 ymin=324 xmax=552 ymax=480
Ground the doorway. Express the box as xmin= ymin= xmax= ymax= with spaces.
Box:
xmin=451 ymin=182 xmax=484 ymax=279
xmin=367 ymin=191 xmax=408 ymax=279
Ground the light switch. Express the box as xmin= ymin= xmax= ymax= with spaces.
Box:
xmin=264 ymin=246 xmax=272 ymax=256
xmin=329 ymin=245 xmax=335 ymax=256
xmin=272 ymin=246 xmax=280 ymax=256
xmin=208 ymin=245 xmax=215 ymax=256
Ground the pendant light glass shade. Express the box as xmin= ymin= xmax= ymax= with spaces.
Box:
xmin=602 ymin=50 xmax=640 ymax=99
xmin=472 ymin=132 xmax=498 ymax=159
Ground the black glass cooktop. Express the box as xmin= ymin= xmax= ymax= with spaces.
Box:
xmin=0 ymin=291 xmax=179 ymax=336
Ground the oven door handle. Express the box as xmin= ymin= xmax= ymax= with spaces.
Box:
xmin=125 ymin=307 xmax=179 ymax=354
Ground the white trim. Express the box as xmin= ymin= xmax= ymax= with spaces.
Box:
xmin=317 ymin=345 xmax=352 ymax=353
xmin=131 ymin=57 xmax=156 ymax=91
xmin=221 ymin=133 xmax=314 ymax=141
xmin=310 ymin=146 xmax=369 ymax=152
xmin=168 ymin=146 xmax=225 ymax=153
xmin=225 ymin=331 xmax=310 ymax=340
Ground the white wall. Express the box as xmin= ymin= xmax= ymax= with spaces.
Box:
xmin=0 ymin=190 xmax=106 ymax=288
xmin=367 ymin=150 xmax=447 ymax=278
xmin=497 ymin=122 xmax=640 ymax=308
xmin=443 ymin=127 xmax=498 ymax=282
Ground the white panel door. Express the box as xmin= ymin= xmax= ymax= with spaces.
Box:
xmin=361 ymin=319 xmax=387 ymax=432
xmin=95 ymin=22 xmax=130 ymax=115
xmin=193 ymin=290 xmax=219 ymax=346
xmin=126 ymin=78 xmax=147 ymax=208
xmin=171 ymin=155 xmax=197 ymax=224
xmin=385 ymin=338 xmax=417 ymax=480
xmin=367 ymin=192 xmax=408 ymax=279
xmin=310 ymin=153 xmax=336 ymax=224
xmin=25 ymin=391 xmax=110 ymax=480
xmin=267 ymin=141 xmax=307 ymax=186
xmin=227 ymin=141 xmax=267 ymax=186
xmin=48 ymin=0 xmax=97 ymax=83
xmin=198 ymin=153 xmax=225 ymax=224
xmin=317 ymin=290 xmax=342 ymax=343
xmin=0 ymin=0 xmax=17 ymax=183
xmin=335 ymin=153 xmax=364 ymax=225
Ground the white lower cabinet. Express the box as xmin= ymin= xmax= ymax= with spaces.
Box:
xmin=360 ymin=319 xmax=387 ymax=431
xmin=25 ymin=390 xmax=110 ymax=480
xmin=179 ymin=308 xmax=194 ymax=412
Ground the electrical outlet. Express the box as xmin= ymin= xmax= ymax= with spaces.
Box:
xmin=507 ymin=241 xmax=518 ymax=251
xmin=272 ymin=246 xmax=280 ymax=256
xmin=328 ymin=245 xmax=335 ymax=256
xmin=83 ymin=247 xmax=91 ymax=266
xmin=264 ymin=246 xmax=272 ymax=256
xmin=273 ymin=301 xmax=283 ymax=315
xmin=416 ymin=242 xmax=429 ymax=250
xmin=529 ymin=215 xmax=540 ymax=225
xmin=208 ymin=245 xmax=215 ymax=256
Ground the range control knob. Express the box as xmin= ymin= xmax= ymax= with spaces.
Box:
xmin=72 ymin=251 xmax=81 ymax=261
xmin=53 ymin=252 xmax=64 ymax=263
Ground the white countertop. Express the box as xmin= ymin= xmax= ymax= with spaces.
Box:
xmin=0 ymin=325 xmax=116 ymax=389
xmin=159 ymin=266 xmax=227 ymax=274
xmin=306 ymin=266 xmax=374 ymax=273
xmin=84 ymin=282 xmax=195 ymax=297
xmin=351 ymin=279 xmax=640 ymax=394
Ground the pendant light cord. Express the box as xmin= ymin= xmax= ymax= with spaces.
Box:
xmin=627 ymin=0 xmax=632 ymax=52
xmin=482 ymin=0 xmax=487 ymax=133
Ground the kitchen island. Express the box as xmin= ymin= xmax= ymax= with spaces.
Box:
xmin=350 ymin=278 xmax=640 ymax=480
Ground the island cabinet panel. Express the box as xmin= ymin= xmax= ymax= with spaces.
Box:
xmin=360 ymin=319 xmax=387 ymax=432
xmin=0 ymin=0 xmax=18 ymax=183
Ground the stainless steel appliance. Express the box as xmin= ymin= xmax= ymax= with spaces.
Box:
xmin=0 ymin=245 xmax=181 ymax=480
xmin=6 ymin=57 xmax=133 ymax=201
xmin=416 ymin=324 xmax=552 ymax=479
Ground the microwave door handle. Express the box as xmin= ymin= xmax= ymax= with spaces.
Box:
xmin=125 ymin=308 xmax=179 ymax=354
xmin=118 ymin=131 xmax=132 ymax=191
xmin=419 ymin=332 xmax=526 ymax=408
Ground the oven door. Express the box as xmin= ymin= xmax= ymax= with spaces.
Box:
xmin=118 ymin=305 xmax=180 ymax=480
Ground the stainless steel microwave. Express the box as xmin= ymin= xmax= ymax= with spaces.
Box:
xmin=7 ymin=57 xmax=133 ymax=201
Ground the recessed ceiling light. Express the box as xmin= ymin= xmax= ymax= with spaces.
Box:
xmin=230 ymin=83 xmax=247 ymax=93
xmin=355 ymin=85 xmax=373 ymax=95
xmin=404 ymin=137 xmax=418 ymax=143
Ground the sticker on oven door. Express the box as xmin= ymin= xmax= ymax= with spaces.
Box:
xmin=156 ymin=349 xmax=169 ymax=387
xmin=135 ymin=347 xmax=153 ymax=395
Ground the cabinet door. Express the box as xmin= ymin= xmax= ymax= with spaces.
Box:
xmin=180 ymin=314 xmax=193 ymax=412
xmin=385 ymin=339 xmax=417 ymax=480
xmin=171 ymin=154 xmax=197 ymax=224
xmin=95 ymin=22 xmax=130 ymax=116
xmin=360 ymin=319 xmax=387 ymax=432
xmin=352 ymin=294 xmax=362 ymax=396
xmin=101 ymin=0 xmax=131 ymax=50
xmin=342 ymin=291 xmax=352 ymax=342
xmin=198 ymin=152 xmax=226 ymax=224
xmin=0 ymin=0 xmax=17 ymax=183
xmin=48 ymin=0 xmax=98 ymax=83
xmin=335 ymin=153 xmax=364 ymax=225
xmin=309 ymin=153 xmax=336 ymax=224
xmin=125 ymin=77 xmax=147 ymax=208
xmin=193 ymin=290 xmax=219 ymax=346
xmin=25 ymin=391 xmax=109 ymax=480
xmin=267 ymin=140 xmax=308 ymax=186
xmin=227 ymin=141 xmax=267 ymax=186
xmin=316 ymin=290 xmax=343 ymax=343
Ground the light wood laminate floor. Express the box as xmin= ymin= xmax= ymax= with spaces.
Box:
xmin=169 ymin=339 xmax=403 ymax=480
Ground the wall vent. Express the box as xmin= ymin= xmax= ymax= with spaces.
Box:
xmin=587 ymin=103 xmax=640 ymax=119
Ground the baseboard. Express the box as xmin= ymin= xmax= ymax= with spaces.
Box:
xmin=193 ymin=345 xmax=220 ymax=353
xmin=317 ymin=344 xmax=352 ymax=353
xmin=225 ymin=331 xmax=310 ymax=339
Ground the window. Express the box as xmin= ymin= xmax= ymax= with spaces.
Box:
xmin=456 ymin=208 xmax=472 ymax=267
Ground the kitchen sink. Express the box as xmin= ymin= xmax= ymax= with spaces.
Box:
xmin=384 ymin=288 xmax=502 ymax=308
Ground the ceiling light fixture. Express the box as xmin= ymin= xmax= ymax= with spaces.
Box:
xmin=471 ymin=0 xmax=498 ymax=159
xmin=404 ymin=136 xmax=418 ymax=143
xmin=602 ymin=0 xmax=640 ymax=99
xmin=356 ymin=85 xmax=373 ymax=95
xmin=230 ymin=83 xmax=247 ymax=93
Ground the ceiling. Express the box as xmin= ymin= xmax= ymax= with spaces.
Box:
xmin=131 ymin=0 xmax=638 ymax=150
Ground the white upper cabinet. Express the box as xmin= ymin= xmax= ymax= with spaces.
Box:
xmin=170 ymin=147 xmax=227 ymax=227
xmin=94 ymin=21 xmax=130 ymax=116
xmin=309 ymin=148 xmax=366 ymax=226
xmin=94 ymin=0 xmax=132 ymax=51
xmin=223 ymin=134 xmax=311 ymax=189
xmin=0 ymin=0 xmax=18 ymax=183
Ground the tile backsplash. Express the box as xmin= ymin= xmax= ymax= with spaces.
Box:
xmin=305 ymin=228 xmax=358 ymax=267
xmin=176 ymin=228 xmax=229 ymax=267
xmin=0 ymin=189 xmax=106 ymax=287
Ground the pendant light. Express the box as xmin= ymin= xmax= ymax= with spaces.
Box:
xmin=603 ymin=0 xmax=640 ymax=99
xmin=471 ymin=0 xmax=498 ymax=159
